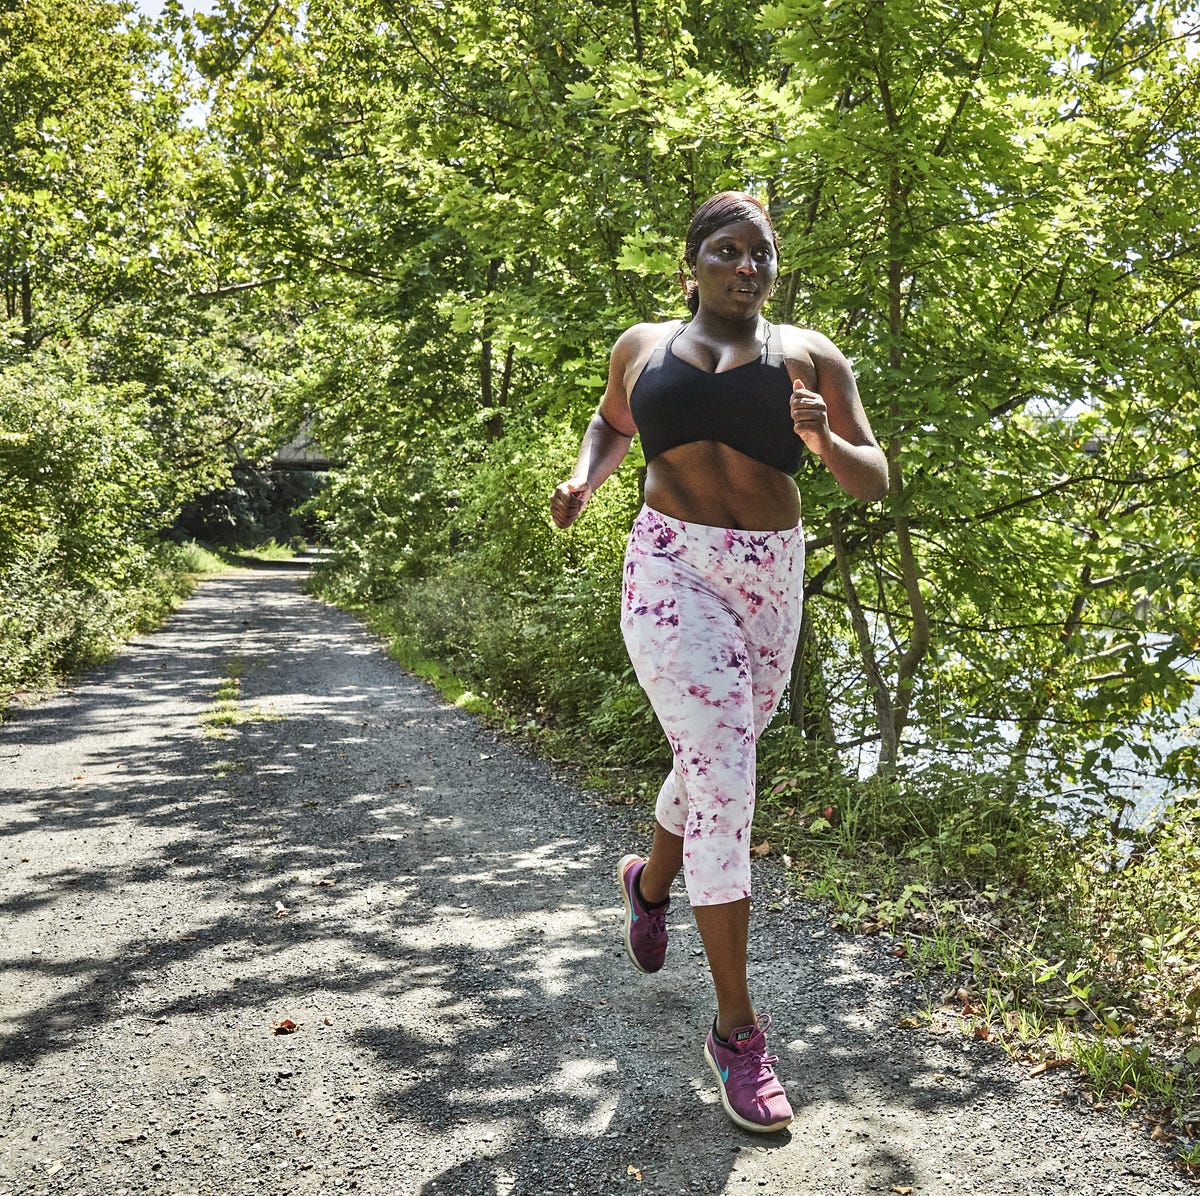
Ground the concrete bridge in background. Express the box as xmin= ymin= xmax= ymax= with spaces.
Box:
xmin=272 ymin=420 xmax=336 ymax=471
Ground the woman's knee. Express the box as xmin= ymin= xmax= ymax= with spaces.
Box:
xmin=654 ymin=769 xmax=688 ymax=835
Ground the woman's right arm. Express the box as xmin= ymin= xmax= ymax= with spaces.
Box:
xmin=550 ymin=327 xmax=645 ymax=529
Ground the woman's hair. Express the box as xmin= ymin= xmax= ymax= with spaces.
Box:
xmin=678 ymin=191 xmax=780 ymax=315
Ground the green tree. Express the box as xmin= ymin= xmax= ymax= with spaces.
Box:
xmin=747 ymin=0 xmax=1200 ymax=799
xmin=0 ymin=0 xmax=300 ymax=704
xmin=179 ymin=0 xmax=1200 ymax=818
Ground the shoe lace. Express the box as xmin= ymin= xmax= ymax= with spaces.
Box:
xmin=643 ymin=903 xmax=668 ymax=933
xmin=725 ymin=1023 xmax=781 ymax=1100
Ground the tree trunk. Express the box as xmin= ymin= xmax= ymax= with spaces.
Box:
xmin=630 ymin=0 xmax=644 ymax=63
xmin=21 ymin=266 xmax=32 ymax=350
xmin=877 ymin=166 xmax=931 ymax=771
xmin=788 ymin=600 xmax=837 ymax=747
xmin=832 ymin=508 xmax=898 ymax=766
xmin=482 ymin=257 xmax=504 ymax=441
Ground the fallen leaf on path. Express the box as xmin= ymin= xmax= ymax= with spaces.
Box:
xmin=973 ymin=1024 xmax=991 ymax=1040
xmin=889 ymin=944 xmax=908 ymax=959
xmin=315 ymin=878 xmax=336 ymax=887
xmin=626 ymin=1165 xmax=643 ymax=1181
xmin=1151 ymin=1124 xmax=1174 ymax=1143
xmin=892 ymin=1187 xmax=913 ymax=1195
xmin=273 ymin=902 xmax=290 ymax=918
xmin=897 ymin=1016 xmax=922 ymax=1029
xmin=1029 ymin=1059 xmax=1070 ymax=1077
xmin=271 ymin=1019 xmax=299 ymax=1035
xmin=751 ymin=840 xmax=771 ymax=857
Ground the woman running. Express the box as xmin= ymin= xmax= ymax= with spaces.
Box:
xmin=550 ymin=191 xmax=888 ymax=1133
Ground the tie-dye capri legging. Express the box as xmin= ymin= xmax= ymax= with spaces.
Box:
xmin=619 ymin=505 xmax=804 ymax=907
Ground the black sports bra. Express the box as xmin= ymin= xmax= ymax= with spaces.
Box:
xmin=628 ymin=323 xmax=804 ymax=475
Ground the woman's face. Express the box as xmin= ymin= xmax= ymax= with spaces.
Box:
xmin=691 ymin=217 xmax=778 ymax=319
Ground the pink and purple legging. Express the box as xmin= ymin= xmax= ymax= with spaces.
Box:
xmin=620 ymin=505 xmax=804 ymax=907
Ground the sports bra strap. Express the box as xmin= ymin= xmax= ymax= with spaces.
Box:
xmin=645 ymin=321 xmax=783 ymax=374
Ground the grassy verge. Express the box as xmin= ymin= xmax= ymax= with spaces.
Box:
xmin=173 ymin=539 xmax=237 ymax=575
xmin=0 ymin=538 xmax=304 ymax=722
xmin=0 ymin=539 xmax=216 ymax=718
xmin=751 ymin=738 xmax=1200 ymax=1176
xmin=176 ymin=537 xmax=304 ymax=572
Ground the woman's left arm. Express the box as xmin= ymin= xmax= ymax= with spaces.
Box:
xmin=788 ymin=329 xmax=889 ymax=502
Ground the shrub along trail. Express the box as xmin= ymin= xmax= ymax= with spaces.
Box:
xmin=0 ymin=557 xmax=1183 ymax=1196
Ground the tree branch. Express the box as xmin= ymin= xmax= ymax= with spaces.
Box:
xmin=191 ymin=275 xmax=288 ymax=299
xmin=210 ymin=1 xmax=283 ymax=78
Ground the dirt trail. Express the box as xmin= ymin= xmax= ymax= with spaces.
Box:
xmin=0 ymin=559 xmax=1183 ymax=1195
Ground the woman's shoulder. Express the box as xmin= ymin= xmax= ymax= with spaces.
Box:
xmin=615 ymin=319 xmax=685 ymax=352
xmin=772 ymin=321 xmax=859 ymax=399
xmin=612 ymin=319 xmax=685 ymax=372
xmin=771 ymin=321 xmax=844 ymax=362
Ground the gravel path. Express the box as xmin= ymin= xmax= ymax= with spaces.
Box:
xmin=0 ymin=559 xmax=1186 ymax=1196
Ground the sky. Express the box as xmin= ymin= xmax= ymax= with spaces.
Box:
xmin=133 ymin=0 xmax=215 ymax=20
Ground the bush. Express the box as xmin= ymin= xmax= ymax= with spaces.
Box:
xmin=0 ymin=350 xmax=199 ymax=709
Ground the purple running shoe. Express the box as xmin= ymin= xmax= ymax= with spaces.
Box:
xmin=617 ymin=854 xmax=668 ymax=974
xmin=703 ymin=1014 xmax=793 ymax=1133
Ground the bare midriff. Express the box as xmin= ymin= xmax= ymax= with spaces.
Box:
xmin=643 ymin=441 xmax=802 ymax=531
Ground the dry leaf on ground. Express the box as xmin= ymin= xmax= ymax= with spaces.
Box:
xmin=1029 ymin=1059 xmax=1070 ymax=1077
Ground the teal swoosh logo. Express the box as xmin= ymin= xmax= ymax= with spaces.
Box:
xmin=719 ymin=1065 xmax=729 ymax=1083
